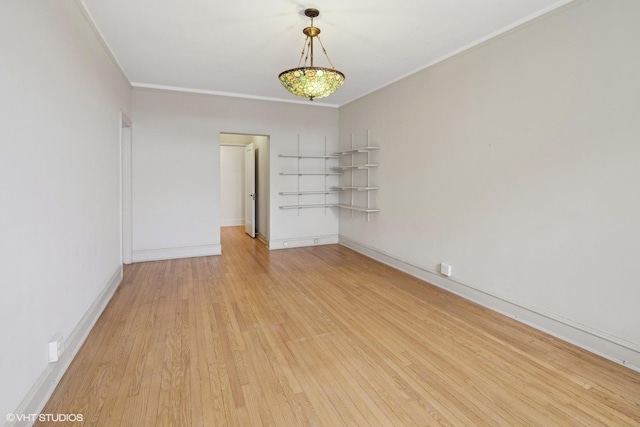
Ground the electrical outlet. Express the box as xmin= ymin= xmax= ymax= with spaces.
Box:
xmin=440 ymin=263 xmax=452 ymax=277
xmin=314 ymin=238 xmax=319 ymax=244
xmin=48 ymin=335 xmax=64 ymax=363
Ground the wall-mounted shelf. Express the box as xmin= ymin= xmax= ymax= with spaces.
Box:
xmin=335 ymin=204 xmax=380 ymax=213
xmin=333 ymin=186 xmax=379 ymax=191
xmin=279 ymin=203 xmax=380 ymax=212
xmin=334 ymin=147 xmax=380 ymax=155
xmin=279 ymin=154 xmax=340 ymax=159
xmin=280 ymin=190 xmax=340 ymax=195
xmin=279 ymin=137 xmax=340 ymax=212
xmin=280 ymin=204 xmax=335 ymax=210
xmin=279 ymin=133 xmax=380 ymax=217
xmin=280 ymin=172 xmax=341 ymax=176
xmin=333 ymin=164 xmax=378 ymax=170
xmin=336 ymin=131 xmax=380 ymax=220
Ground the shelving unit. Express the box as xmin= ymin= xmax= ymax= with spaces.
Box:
xmin=334 ymin=130 xmax=380 ymax=221
xmin=278 ymin=131 xmax=380 ymax=219
xmin=278 ymin=137 xmax=340 ymax=211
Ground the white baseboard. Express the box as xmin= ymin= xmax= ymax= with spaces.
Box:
xmin=220 ymin=219 xmax=244 ymax=227
xmin=6 ymin=266 xmax=123 ymax=427
xmin=339 ymin=235 xmax=640 ymax=373
xmin=132 ymin=244 xmax=222 ymax=262
xmin=269 ymin=234 xmax=338 ymax=250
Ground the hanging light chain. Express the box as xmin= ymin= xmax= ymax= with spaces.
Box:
xmin=304 ymin=38 xmax=312 ymax=66
xmin=297 ymin=36 xmax=310 ymax=67
xmin=316 ymin=35 xmax=336 ymax=69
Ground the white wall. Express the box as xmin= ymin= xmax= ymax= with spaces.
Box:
xmin=0 ymin=0 xmax=130 ymax=419
xmin=220 ymin=146 xmax=245 ymax=226
xmin=131 ymin=88 xmax=339 ymax=258
xmin=339 ymin=0 xmax=640 ymax=367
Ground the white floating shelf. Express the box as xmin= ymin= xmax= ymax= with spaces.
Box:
xmin=280 ymin=191 xmax=341 ymax=195
xmin=332 ymin=186 xmax=379 ymax=191
xmin=280 ymin=204 xmax=336 ymax=209
xmin=335 ymin=204 xmax=380 ymax=213
xmin=334 ymin=164 xmax=378 ymax=170
xmin=280 ymin=172 xmax=341 ymax=176
xmin=279 ymin=154 xmax=340 ymax=159
xmin=333 ymin=146 xmax=380 ymax=155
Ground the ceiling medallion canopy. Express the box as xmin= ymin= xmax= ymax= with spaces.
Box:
xmin=278 ymin=8 xmax=345 ymax=101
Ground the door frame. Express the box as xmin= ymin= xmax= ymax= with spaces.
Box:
xmin=220 ymin=133 xmax=270 ymax=244
xmin=244 ymin=142 xmax=256 ymax=238
xmin=120 ymin=112 xmax=132 ymax=264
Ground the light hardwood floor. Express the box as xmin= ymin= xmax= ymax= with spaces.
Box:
xmin=38 ymin=226 xmax=640 ymax=426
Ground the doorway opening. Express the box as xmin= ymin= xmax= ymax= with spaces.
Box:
xmin=220 ymin=133 xmax=270 ymax=244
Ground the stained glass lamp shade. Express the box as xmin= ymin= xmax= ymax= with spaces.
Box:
xmin=278 ymin=9 xmax=345 ymax=101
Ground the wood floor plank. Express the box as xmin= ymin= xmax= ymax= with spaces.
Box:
xmin=36 ymin=226 xmax=640 ymax=426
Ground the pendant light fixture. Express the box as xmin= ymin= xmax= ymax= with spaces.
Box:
xmin=278 ymin=8 xmax=345 ymax=101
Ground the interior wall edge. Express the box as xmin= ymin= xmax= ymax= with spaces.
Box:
xmin=338 ymin=235 xmax=640 ymax=373
xmin=6 ymin=266 xmax=123 ymax=425
xmin=74 ymin=0 xmax=132 ymax=86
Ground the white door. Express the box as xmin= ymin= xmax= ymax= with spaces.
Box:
xmin=244 ymin=143 xmax=256 ymax=237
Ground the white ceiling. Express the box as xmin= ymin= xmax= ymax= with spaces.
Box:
xmin=81 ymin=0 xmax=573 ymax=107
